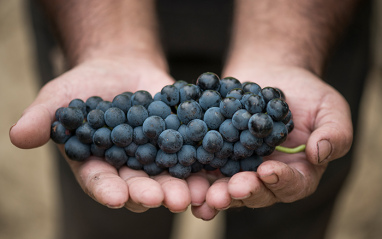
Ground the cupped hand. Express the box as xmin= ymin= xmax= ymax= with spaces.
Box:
xmin=191 ymin=65 xmax=353 ymax=220
xmin=9 ymin=58 xmax=193 ymax=213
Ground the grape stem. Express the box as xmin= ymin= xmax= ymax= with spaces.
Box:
xmin=275 ymin=144 xmax=306 ymax=154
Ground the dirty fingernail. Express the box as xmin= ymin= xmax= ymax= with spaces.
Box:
xmin=317 ymin=139 xmax=332 ymax=164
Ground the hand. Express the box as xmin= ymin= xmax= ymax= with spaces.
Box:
xmin=191 ymin=65 xmax=353 ymax=220
xmin=9 ymin=58 xmax=195 ymax=213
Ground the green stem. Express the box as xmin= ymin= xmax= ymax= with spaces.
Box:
xmin=275 ymin=144 xmax=306 ymax=154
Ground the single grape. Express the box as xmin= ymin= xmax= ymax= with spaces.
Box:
xmin=87 ymin=109 xmax=105 ymax=129
xmin=266 ymin=98 xmax=289 ymax=121
xmin=111 ymin=123 xmax=133 ymax=147
xmin=261 ymin=87 xmax=281 ymax=103
xmin=142 ymin=116 xmax=166 ymax=139
xmin=248 ymin=113 xmax=273 ymax=138
xmin=178 ymin=124 xmax=195 ymax=145
xmin=243 ymin=94 xmax=266 ymax=114
xmin=160 ymin=85 xmax=180 ymax=106
xmin=196 ymin=146 xmax=214 ymax=164
xmin=198 ymin=90 xmax=222 ymax=111
xmin=255 ymin=142 xmax=275 ymax=156
xmin=51 ymin=121 xmax=72 ymax=144
xmin=202 ymin=130 xmax=224 ymax=153
xmin=209 ymin=157 xmax=228 ymax=169
xmin=55 ymin=107 xmax=64 ymax=121
xmin=196 ymin=72 xmax=220 ymax=91
xmin=220 ymin=97 xmax=242 ymax=118
xmin=147 ymin=100 xmax=172 ymax=119
xmin=232 ymin=109 xmax=251 ymax=130
xmin=104 ymin=107 xmax=126 ymax=128
xmin=135 ymin=143 xmax=157 ymax=165
xmin=164 ymin=114 xmax=181 ymax=130
xmin=64 ymin=136 xmax=91 ymax=161
xmin=69 ymin=98 xmax=87 ymax=116
xmin=59 ymin=107 xmax=84 ymax=130
xmin=158 ymin=129 xmax=183 ymax=153
xmin=203 ymin=107 xmax=225 ymax=130
xmin=240 ymin=129 xmax=263 ymax=150
xmin=124 ymin=142 xmax=139 ymax=157
xmin=133 ymin=126 xmax=149 ymax=145
xmin=281 ymin=110 xmax=293 ymax=124
xmin=169 ymin=163 xmax=192 ymax=179
xmin=240 ymin=155 xmax=263 ymax=172
xmin=96 ymin=100 xmax=113 ymax=112
xmin=219 ymin=119 xmax=240 ymax=143
xmin=226 ymin=88 xmax=245 ymax=100
xmin=105 ymin=145 xmax=128 ymax=168
xmin=173 ymin=80 xmax=188 ymax=89
xmin=220 ymin=159 xmax=240 ymax=177
xmin=126 ymin=156 xmax=143 ymax=170
xmin=90 ymin=143 xmax=105 ymax=157
xmin=214 ymin=141 xmax=234 ymax=159
xmin=234 ymin=141 xmax=254 ymax=158
xmin=285 ymin=119 xmax=295 ymax=133
xmin=75 ymin=122 xmax=95 ymax=144
xmin=131 ymin=90 xmax=153 ymax=108
xmin=93 ymin=127 xmax=113 ymax=149
xmin=112 ymin=94 xmax=132 ymax=114
xmin=127 ymin=105 xmax=149 ymax=127
xmin=177 ymin=100 xmax=203 ymax=124
xmin=85 ymin=96 xmax=103 ymax=113
xmin=177 ymin=145 xmax=197 ymax=166
xmin=156 ymin=149 xmax=178 ymax=168
xmin=179 ymin=84 xmax=202 ymax=103
xmin=242 ymin=82 xmax=261 ymax=95
xmin=143 ymin=162 xmax=164 ymax=176
xmin=264 ymin=121 xmax=288 ymax=147
xmin=187 ymin=119 xmax=208 ymax=142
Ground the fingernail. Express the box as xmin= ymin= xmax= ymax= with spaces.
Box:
xmin=317 ymin=140 xmax=332 ymax=164
xmin=106 ymin=204 xmax=124 ymax=209
xmin=260 ymin=173 xmax=279 ymax=184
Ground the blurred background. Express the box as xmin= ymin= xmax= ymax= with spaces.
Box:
xmin=0 ymin=0 xmax=381 ymax=238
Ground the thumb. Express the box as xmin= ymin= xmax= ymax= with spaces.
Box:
xmin=305 ymin=93 xmax=353 ymax=165
xmin=9 ymin=81 xmax=67 ymax=149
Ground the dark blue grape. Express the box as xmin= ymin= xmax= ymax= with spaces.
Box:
xmin=281 ymin=110 xmax=292 ymax=124
xmin=169 ymin=163 xmax=191 ymax=179
xmin=187 ymin=119 xmax=208 ymax=142
xmin=59 ymin=107 xmax=84 ymax=130
xmin=96 ymin=100 xmax=113 ymax=112
xmin=255 ymin=142 xmax=275 ymax=156
xmin=160 ymin=85 xmax=180 ymax=106
xmin=219 ymin=119 xmax=240 ymax=143
xmin=121 ymin=92 xmax=133 ymax=98
xmin=87 ymin=109 xmax=105 ymax=129
xmin=142 ymin=116 xmax=166 ymax=139
xmin=196 ymin=146 xmax=214 ymax=164
xmin=177 ymin=100 xmax=203 ymax=124
xmin=178 ymin=124 xmax=195 ymax=145
xmin=90 ymin=143 xmax=105 ymax=157
xmin=243 ymin=94 xmax=266 ymax=114
xmin=240 ymin=129 xmax=263 ymax=150
xmin=69 ymin=98 xmax=87 ymax=116
xmin=220 ymin=97 xmax=242 ymax=118
xmin=261 ymin=87 xmax=281 ymax=103
xmin=143 ymin=162 xmax=164 ymax=176
xmin=135 ymin=143 xmax=157 ymax=165
xmin=203 ymin=107 xmax=225 ymax=130
xmin=264 ymin=121 xmax=288 ymax=147
xmin=219 ymin=77 xmax=242 ymax=97
xmin=127 ymin=105 xmax=148 ymax=127
xmin=266 ymin=98 xmax=289 ymax=121
xmin=232 ymin=109 xmax=251 ymax=130
xmin=64 ymin=136 xmax=91 ymax=161
xmin=85 ymin=96 xmax=103 ymax=113
xmin=196 ymin=72 xmax=220 ymax=91
xmin=147 ymin=100 xmax=172 ymax=119
xmin=204 ymin=164 xmax=218 ymax=171
xmin=158 ymin=129 xmax=183 ymax=153
xmin=240 ymin=155 xmax=263 ymax=172
xmin=93 ymin=127 xmax=113 ymax=149
xmin=131 ymin=90 xmax=153 ymax=108
xmin=202 ymin=130 xmax=224 ymax=153
xmin=226 ymin=88 xmax=245 ymax=100
xmin=55 ymin=107 xmax=64 ymax=121
xmin=274 ymin=88 xmax=286 ymax=100
xmin=105 ymin=145 xmax=128 ymax=168
xmin=164 ymin=114 xmax=181 ymax=130
xmin=234 ymin=141 xmax=254 ymax=158
xmin=112 ymin=94 xmax=132 ymax=114
xmin=179 ymin=84 xmax=202 ymax=103
xmin=220 ymin=159 xmax=240 ymax=177
xmin=111 ymin=123 xmax=133 ymax=147
xmin=198 ymin=90 xmax=222 ymax=111
xmin=177 ymin=145 xmax=197 ymax=166
xmin=51 ymin=121 xmax=72 ymax=144
xmin=153 ymin=92 xmax=161 ymax=101
xmin=156 ymin=149 xmax=178 ymax=168
xmin=191 ymin=161 xmax=203 ymax=173
xmin=75 ymin=122 xmax=95 ymax=144
xmin=209 ymin=157 xmax=228 ymax=169
xmin=214 ymin=141 xmax=234 ymax=159
xmin=173 ymin=80 xmax=188 ymax=89
xmin=104 ymin=107 xmax=126 ymax=128
xmin=133 ymin=126 xmax=149 ymax=145
xmin=248 ymin=113 xmax=273 ymax=138
xmin=246 ymin=83 xmax=262 ymax=95
xmin=126 ymin=157 xmax=143 ymax=170
xmin=124 ymin=142 xmax=139 ymax=157
xmin=285 ymin=119 xmax=294 ymax=133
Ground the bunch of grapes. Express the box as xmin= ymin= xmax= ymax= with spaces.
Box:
xmin=50 ymin=72 xmax=296 ymax=179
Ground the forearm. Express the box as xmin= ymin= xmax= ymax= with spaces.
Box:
xmin=38 ymin=0 xmax=166 ymax=69
xmin=225 ymin=0 xmax=362 ymax=76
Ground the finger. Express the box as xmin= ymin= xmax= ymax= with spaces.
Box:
xmin=119 ymin=166 xmax=164 ymax=212
xmin=227 ymin=171 xmax=277 ymax=208
xmin=153 ymin=173 xmax=192 ymax=213
xmin=306 ymin=92 xmax=353 ymax=165
xmin=9 ymin=81 xmax=69 ymax=149
xmin=69 ymin=156 xmax=129 ymax=209
xmin=186 ymin=172 xmax=211 ymax=206
xmin=191 ymin=202 xmax=219 ymax=221
xmin=257 ymin=159 xmax=324 ymax=203
xmin=205 ymin=177 xmax=234 ymax=210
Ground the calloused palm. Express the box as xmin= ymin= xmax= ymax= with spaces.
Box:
xmin=190 ymin=66 xmax=353 ymax=220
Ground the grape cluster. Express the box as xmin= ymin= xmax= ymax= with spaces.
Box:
xmin=50 ymin=72 xmax=294 ymax=179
